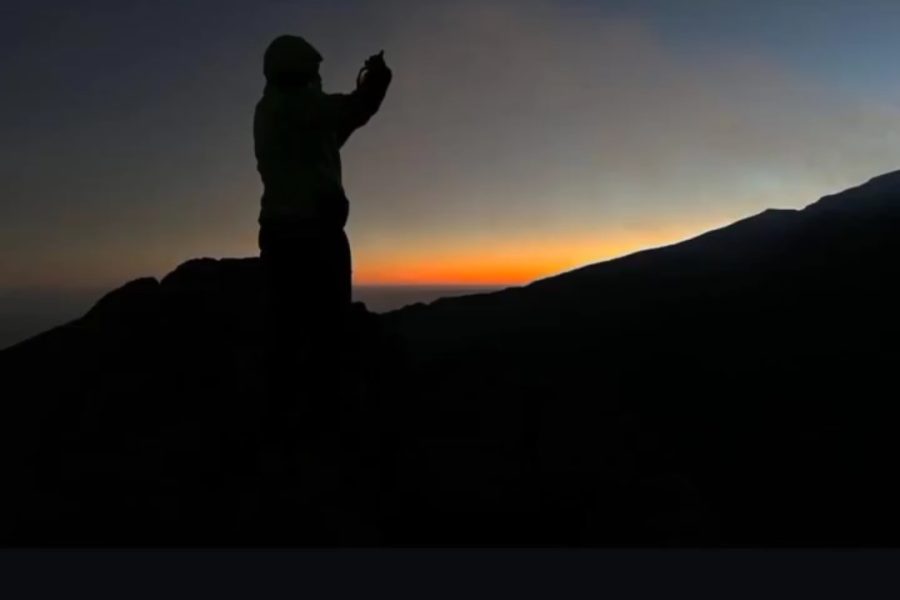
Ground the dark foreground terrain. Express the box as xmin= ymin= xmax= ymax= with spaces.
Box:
xmin=3 ymin=171 xmax=900 ymax=545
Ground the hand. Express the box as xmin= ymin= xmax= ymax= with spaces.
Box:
xmin=357 ymin=50 xmax=391 ymax=87
xmin=364 ymin=50 xmax=390 ymax=75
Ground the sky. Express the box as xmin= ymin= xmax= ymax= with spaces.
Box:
xmin=3 ymin=0 xmax=900 ymax=291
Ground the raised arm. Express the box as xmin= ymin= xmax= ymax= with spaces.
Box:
xmin=327 ymin=51 xmax=393 ymax=148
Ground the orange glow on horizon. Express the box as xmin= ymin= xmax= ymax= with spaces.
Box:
xmin=8 ymin=219 xmax=729 ymax=290
xmin=353 ymin=220 xmax=722 ymax=286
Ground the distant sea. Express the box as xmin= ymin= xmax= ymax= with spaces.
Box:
xmin=354 ymin=285 xmax=501 ymax=313
xmin=0 ymin=285 xmax=502 ymax=350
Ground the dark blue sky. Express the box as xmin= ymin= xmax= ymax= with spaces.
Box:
xmin=2 ymin=0 xmax=900 ymax=288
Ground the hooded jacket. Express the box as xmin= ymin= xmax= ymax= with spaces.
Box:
xmin=254 ymin=36 xmax=392 ymax=229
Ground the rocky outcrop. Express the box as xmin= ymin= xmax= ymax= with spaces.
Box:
xmin=4 ymin=171 xmax=900 ymax=545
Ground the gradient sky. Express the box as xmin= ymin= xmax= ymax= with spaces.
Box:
xmin=3 ymin=0 xmax=900 ymax=289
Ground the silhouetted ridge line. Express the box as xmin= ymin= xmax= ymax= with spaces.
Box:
xmin=805 ymin=170 xmax=900 ymax=216
xmin=3 ymin=170 xmax=900 ymax=545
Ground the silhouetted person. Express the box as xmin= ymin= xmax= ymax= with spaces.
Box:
xmin=255 ymin=35 xmax=392 ymax=441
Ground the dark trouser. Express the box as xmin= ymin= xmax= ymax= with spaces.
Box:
xmin=258 ymin=222 xmax=352 ymax=436
xmin=258 ymin=219 xmax=377 ymax=542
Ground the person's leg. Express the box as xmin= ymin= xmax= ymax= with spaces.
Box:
xmin=294 ymin=229 xmax=350 ymax=429
xmin=314 ymin=228 xmax=352 ymax=365
xmin=336 ymin=228 xmax=352 ymax=308
xmin=260 ymin=225 xmax=313 ymax=434
xmin=298 ymin=228 xmax=361 ymax=541
xmin=259 ymin=224 xmax=353 ymax=423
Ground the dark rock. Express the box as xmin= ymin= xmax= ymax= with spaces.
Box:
xmin=4 ymin=172 xmax=900 ymax=545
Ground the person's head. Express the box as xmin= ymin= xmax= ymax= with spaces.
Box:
xmin=263 ymin=35 xmax=322 ymax=88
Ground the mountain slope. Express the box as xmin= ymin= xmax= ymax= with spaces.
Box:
xmin=3 ymin=171 xmax=900 ymax=545
xmin=379 ymin=171 xmax=900 ymax=544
